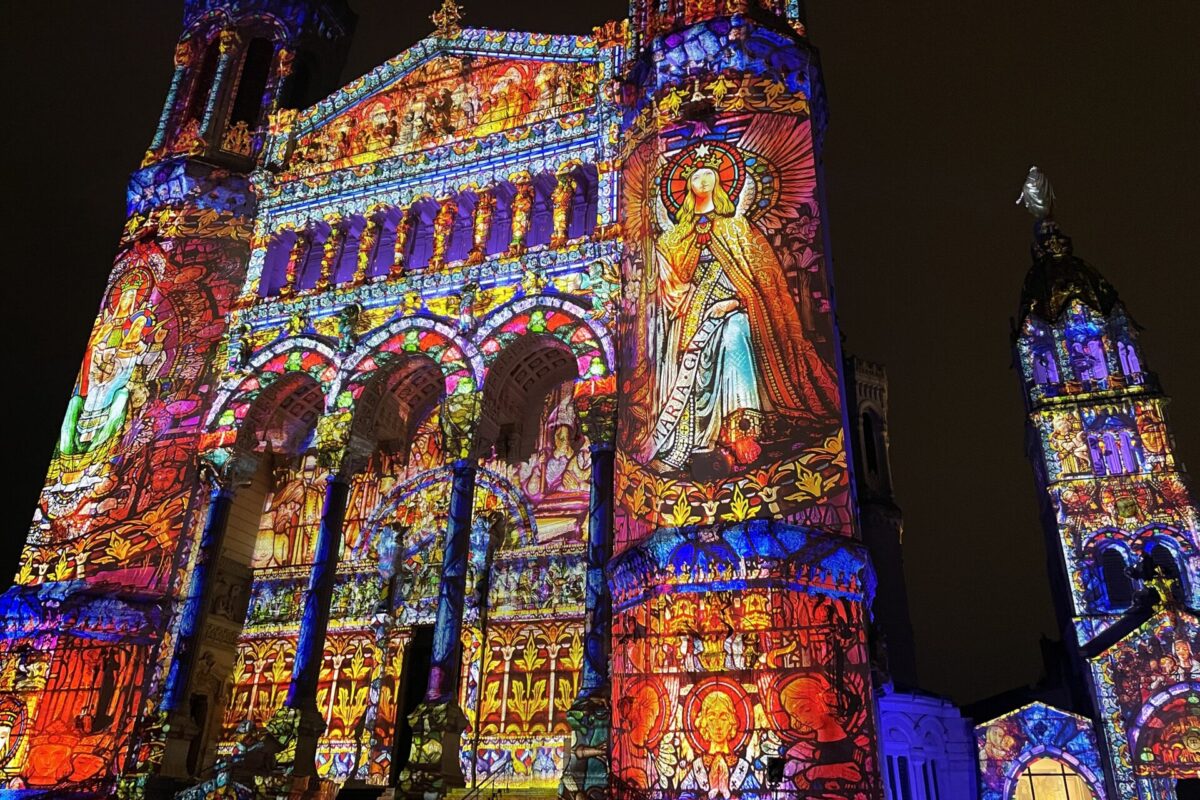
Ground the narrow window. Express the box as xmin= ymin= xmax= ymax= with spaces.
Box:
xmin=183 ymin=38 xmax=220 ymax=124
xmin=526 ymin=174 xmax=554 ymax=248
xmin=1100 ymin=548 xmax=1133 ymax=610
xmin=862 ymin=412 xmax=880 ymax=475
xmin=260 ymin=230 xmax=295 ymax=297
xmin=229 ymin=37 xmax=274 ymax=129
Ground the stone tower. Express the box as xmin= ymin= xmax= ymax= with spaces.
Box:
xmin=845 ymin=356 xmax=918 ymax=690
xmin=1014 ymin=178 xmax=1200 ymax=799
xmin=0 ymin=2 xmax=353 ymax=795
xmin=609 ymin=2 xmax=882 ymax=797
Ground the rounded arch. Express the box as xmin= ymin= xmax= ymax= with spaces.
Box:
xmin=204 ymin=336 xmax=338 ymax=443
xmin=234 ymin=370 xmax=327 ymax=457
xmin=1131 ymin=682 xmax=1200 ymax=777
xmin=334 ymin=315 xmax=481 ymax=403
xmin=183 ymin=10 xmax=291 ymax=45
xmin=1135 ymin=524 xmax=1196 ymax=557
xmin=476 ymin=332 xmax=580 ymax=463
xmin=475 ymin=295 xmax=614 ymax=382
xmin=1002 ymin=746 xmax=1105 ymax=800
xmin=1081 ymin=528 xmax=1135 ymax=612
xmin=343 ymin=352 xmax=446 ymax=459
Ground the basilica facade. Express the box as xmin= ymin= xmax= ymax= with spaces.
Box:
xmin=1 ymin=2 xmax=1196 ymax=800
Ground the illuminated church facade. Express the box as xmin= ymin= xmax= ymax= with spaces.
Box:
xmin=1 ymin=1 xmax=1196 ymax=799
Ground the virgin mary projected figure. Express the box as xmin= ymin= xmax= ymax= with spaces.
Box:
xmin=650 ymin=144 xmax=837 ymax=474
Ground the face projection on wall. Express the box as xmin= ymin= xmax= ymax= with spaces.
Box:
xmin=618 ymin=115 xmax=849 ymax=538
xmin=611 ymin=589 xmax=875 ymax=800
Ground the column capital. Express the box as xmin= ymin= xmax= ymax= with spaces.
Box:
xmin=217 ymin=28 xmax=242 ymax=55
xmin=198 ymin=448 xmax=256 ymax=491
xmin=574 ymin=375 xmax=617 ymax=447
xmin=440 ymin=385 xmax=482 ymax=462
xmin=314 ymin=407 xmax=371 ymax=479
xmin=173 ymin=39 xmax=194 ymax=67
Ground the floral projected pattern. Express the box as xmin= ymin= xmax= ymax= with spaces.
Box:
xmin=616 ymin=112 xmax=849 ymax=548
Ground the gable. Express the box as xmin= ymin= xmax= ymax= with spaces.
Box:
xmin=287 ymin=49 xmax=602 ymax=173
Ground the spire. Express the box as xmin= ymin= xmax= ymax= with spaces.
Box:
xmin=1016 ymin=166 xmax=1120 ymax=323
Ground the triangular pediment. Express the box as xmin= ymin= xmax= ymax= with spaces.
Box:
xmin=976 ymin=700 xmax=1092 ymax=731
xmin=284 ymin=28 xmax=607 ymax=172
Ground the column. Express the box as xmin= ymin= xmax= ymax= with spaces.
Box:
xmin=352 ymin=210 xmax=382 ymax=285
xmin=467 ymin=187 xmax=495 ymax=265
xmin=264 ymin=46 xmax=295 ymax=117
xmin=315 ymin=216 xmax=347 ymax=291
xmin=390 ymin=208 xmax=410 ymax=279
xmin=157 ymin=457 xmax=243 ymax=779
xmin=429 ymin=195 xmax=458 ymax=270
xmin=579 ymin=441 xmax=615 ymax=694
xmin=280 ymin=228 xmax=311 ymax=297
xmin=426 ymin=459 xmax=476 ymax=702
xmin=560 ymin=381 xmax=617 ymax=800
xmin=200 ymin=29 xmax=241 ymax=142
xmin=551 ymin=166 xmax=576 ymax=248
xmin=399 ymin=389 xmax=480 ymax=797
xmin=275 ymin=468 xmax=352 ymax=780
xmin=508 ymin=174 xmax=534 ymax=256
xmin=148 ymin=39 xmax=193 ymax=153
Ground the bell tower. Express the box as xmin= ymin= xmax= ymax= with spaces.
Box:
xmin=605 ymin=2 xmax=882 ymax=798
xmin=145 ymin=0 xmax=354 ymax=167
xmin=1013 ymin=168 xmax=1200 ymax=799
xmin=1 ymin=2 xmax=353 ymax=797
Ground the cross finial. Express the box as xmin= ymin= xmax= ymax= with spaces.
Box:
xmin=431 ymin=0 xmax=464 ymax=38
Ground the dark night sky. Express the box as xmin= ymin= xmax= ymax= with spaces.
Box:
xmin=2 ymin=2 xmax=1197 ymax=707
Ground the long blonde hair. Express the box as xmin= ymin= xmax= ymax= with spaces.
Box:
xmin=674 ymin=167 xmax=736 ymax=231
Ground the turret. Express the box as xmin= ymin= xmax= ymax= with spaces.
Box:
xmin=1 ymin=3 xmax=354 ymax=797
xmin=146 ymin=0 xmax=354 ymax=167
xmin=607 ymin=2 xmax=883 ymax=797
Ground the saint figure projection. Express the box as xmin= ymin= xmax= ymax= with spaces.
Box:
xmin=59 ymin=270 xmax=166 ymax=457
xmin=650 ymin=145 xmax=837 ymax=474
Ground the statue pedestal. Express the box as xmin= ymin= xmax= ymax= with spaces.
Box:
xmin=558 ymin=694 xmax=610 ymax=800
xmin=397 ymin=701 xmax=468 ymax=799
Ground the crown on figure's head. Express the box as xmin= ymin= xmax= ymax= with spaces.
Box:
xmin=119 ymin=271 xmax=149 ymax=290
xmin=680 ymin=144 xmax=726 ymax=179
